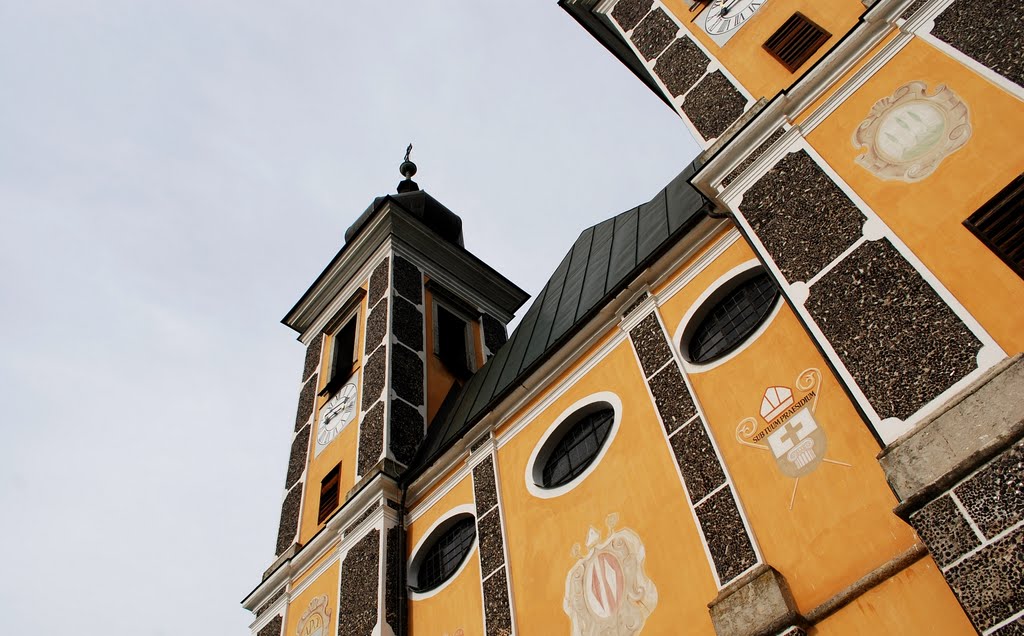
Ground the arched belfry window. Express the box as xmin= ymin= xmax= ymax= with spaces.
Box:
xmin=687 ymin=272 xmax=779 ymax=364
xmin=410 ymin=515 xmax=476 ymax=593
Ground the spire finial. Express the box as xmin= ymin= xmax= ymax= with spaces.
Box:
xmin=398 ymin=144 xmax=419 ymax=193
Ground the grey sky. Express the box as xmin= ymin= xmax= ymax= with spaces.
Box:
xmin=0 ymin=2 xmax=698 ymax=633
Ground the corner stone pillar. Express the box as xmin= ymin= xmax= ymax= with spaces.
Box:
xmin=880 ymin=355 xmax=1024 ymax=634
xmin=337 ymin=493 xmax=404 ymax=636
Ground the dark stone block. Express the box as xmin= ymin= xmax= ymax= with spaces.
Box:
xmin=361 ymin=346 xmax=387 ymax=411
xmin=302 ymin=333 xmax=323 ymax=382
xmin=683 ymin=71 xmax=747 ymax=140
xmin=385 ymin=525 xmax=400 ymax=632
xmin=932 ymin=0 xmax=1024 ymax=88
xmin=630 ymin=8 xmax=677 ymax=60
xmin=946 ymin=527 xmax=1024 ymax=631
xmin=390 ymin=397 xmax=424 ymax=466
xmin=275 ymin=483 xmax=302 ymax=556
xmin=255 ymin=589 xmax=284 ymax=617
xmin=909 ymin=494 xmax=979 ymax=567
xmin=482 ymin=314 xmax=507 ymax=354
xmin=295 ymin=373 xmax=318 ymax=432
xmin=358 ymin=402 xmax=385 ymax=476
xmin=478 ymin=508 xmax=506 ymax=578
xmin=368 ymin=258 xmax=389 ymax=307
xmin=629 ymin=313 xmax=673 ymax=377
xmin=393 ymin=255 xmax=423 ymax=304
xmin=258 ymin=615 xmax=283 ymax=636
xmin=611 ymin=0 xmax=650 ymax=31
xmin=483 ymin=565 xmax=514 ymax=636
xmin=392 ymin=295 xmax=424 ymax=351
xmin=474 ymin=455 xmax=499 ymax=517
xmin=901 ymin=0 xmax=929 ymax=19
xmin=993 ymin=615 xmax=1024 ymax=636
xmin=806 ymin=239 xmax=982 ymax=420
xmin=671 ymin=419 xmax=727 ymax=503
xmin=955 ymin=438 xmax=1024 ymax=539
xmin=391 ymin=344 xmax=424 ymax=406
xmin=722 ymin=128 xmax=786 ymax=188
xmin=623 ymin=292 xmax=649 ymax=318
xmin=654 ymin=37 xmax=710 ymax=97
xmin=343 ymin=502 xmax=381 ymax=537
xmin=695 ymin=488 xmax=758 ymax=584
xmin=470 ymin=435 xmax=490 ymax=453
xmin=741 ymin=150 xmax=865 ymax=283
xmin=339 ymin=529 xmax=380 ymax=636
xmin=285 ymin=425 xmax=311 ymax=490
xmin=649 ymin=364 xmax=697 ymax=434
xmin=364 ymin=299 xmax=388 ymax=356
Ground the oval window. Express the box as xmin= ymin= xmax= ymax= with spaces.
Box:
xmin=410 ymin=515 xmax=476 ymax=593
xmin=688 ymin=272 xmax=779 ymax=364
xmin=538 ymin=405 xmax=615 ymax=489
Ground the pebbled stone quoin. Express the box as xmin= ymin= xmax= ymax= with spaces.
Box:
xmin=393 ymin=255 xmax=423 ymax=304
xmin=295 ymin=373 xmax=318 ymax=432
xmin=649 ymin=364 xmax=697 ymax=434
xmin=258 ymin=615 xmax=283 ymax=636
xmin=945 ymin=528 xmax=1024 ymax=631
xmin=993 ymin=616 xmax=1024 ymax=636
xmin=285 ymin=425 xmax=311 ymax=489
xmin=696 ymin=487 xmax=758 ymax=584
xmin=275 ymin=483 xmax=303 ymax=555
xmin=722 ymin=128 xmax=786 ymax=188
xmin=361 ymin=347 xmax=387 ymax=411
xmin=389 ymin=398 xmax=424 ymax=466
xmin=654 ymin=37 xmax=710 ymax=98
xmin=931 ymin=0 xmax=1024 ymax=87
xmin=954 ymin=438 xmax=1024 ymax=539
xmin=611 ymin=0 xmax=651 ymax=31
xmin=385 ymin=526 xmax=400 ymax=632
xmin=473 ymin=455 xmax=499 ymax=517
xmin=630 ymin=8 xmax=677 ymax=61
xmin=683 ymin=71 xmax=747 ymax=140
xmin=909 ymin=494 xmax=980 ymax=568
xmin=343 ymin=502 xmax=381 ymax=537
xmin=392 ymin=295 xmax=424 ymax=352
xmin=302 ymin=333 xmax=323 ymax=382
xmin=629 ymin=313 xmax=673 ymax=377
xmin=364 ymin=299 xmax=388 ymax=356
xmin=338 ymin=529 xmax=380 ymax=636
xmin=806 ymin=239 xmax=981 ymax=420
xmin=391 ymin=344 xmax=425 ymax=406
xmin=368 ymin=258 xmax=390 ymax=306
xmin=357 ymin=402 xmax=385 ymax=476
xmin=671 ymin=419 xmax=726 ymax=503
xmin=482 ymin=565 xmax=514 ymax=636
xmin=741 ymin=150 xmax=865 ymax=283
xmin=478 ymin=509 xmax=506 ymax=578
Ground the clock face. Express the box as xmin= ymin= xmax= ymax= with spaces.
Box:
xmin=316 ymin=381 xmax=357 ymax=454
xmin=702 ymin=0 xmax=765 ymax=44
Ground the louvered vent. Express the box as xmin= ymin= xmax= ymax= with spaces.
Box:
xmin=965 ymin=174 xmax=1024 ymax=279
xmin=763 ymin=13 xmax=830 ymax=72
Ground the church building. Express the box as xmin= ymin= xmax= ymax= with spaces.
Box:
xmin=242 ymin=0 xmax=1023 ymax=634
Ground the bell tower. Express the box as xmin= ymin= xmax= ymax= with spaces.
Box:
xmin=246 ymin=148 xmax=528 ymax=636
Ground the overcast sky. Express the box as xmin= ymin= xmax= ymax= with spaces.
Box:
xmin=0 ymin=2 xmax=699 ymax=633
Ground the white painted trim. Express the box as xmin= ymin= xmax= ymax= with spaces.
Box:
xmin=407 ymin=504 xmax=479 ymax=601
xmin=671 ymin=259 xmax=783 ymax=373
xmin=651 ymin=227 xmax=741 ymax=303
xmin=524 ymin=391 xmax=624 ymax=499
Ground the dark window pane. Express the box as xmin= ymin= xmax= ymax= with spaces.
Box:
xmin=438 ymin=305 xmax=470 ymax=378
xmin=541 ymin=408 xmax=614 ymax=488
xmin=689 ymin=273 xmax=779 ymax=363
xmin=415 ymin=517 xmax=476 ymax=591
xmin=331 ymin=317 xmax=357 ymax=383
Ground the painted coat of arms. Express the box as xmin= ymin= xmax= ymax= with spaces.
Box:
xmin=296 ymin=594 xmax=331 ymax=636
xmin=563 ymin=514 xmax=657 ymax=636
xmin=736 ymin=368 xmax=850 ymax=509
xmin=852 ymin=80 xmax=971 ymax=182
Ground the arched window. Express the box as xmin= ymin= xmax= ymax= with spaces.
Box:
xmin=540 ymin=407 xmax=615 ymax=488
xmin=688 ymin=272 xmax=779 ymax=363
xmin=411 ymin=516 xmax=476 ymax=593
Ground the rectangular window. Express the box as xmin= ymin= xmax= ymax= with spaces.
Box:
xmin=436 ymin=304 xmax=472 ymax=379
xmin=317 ymin=463 xmax=341 ymax=524
xmin=964 ymin=173 xmax=1024 ymax=279
xmin=327 ymin=315 xmax=357 ymax=392
xmin=763 ymin=13 xmax=831 ymax=73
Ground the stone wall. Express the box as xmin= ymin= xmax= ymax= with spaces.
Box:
xmin=472 ymin=452 xmax=515 ymax=636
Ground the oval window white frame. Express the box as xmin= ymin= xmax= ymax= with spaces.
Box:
xmin=525 ymin=391 xmax=622 ymax=499
xmin=674 ymin=260 xmax=782 ymax=373
xmin=407 ymin=504 xmax=477 ymax=601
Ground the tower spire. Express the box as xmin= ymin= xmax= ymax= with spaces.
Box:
xmin=397 ymin=143 xmax=419 ymax=193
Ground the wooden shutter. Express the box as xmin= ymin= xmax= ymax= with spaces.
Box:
xmin=964 ymin=174 xmax=1024 ymax=279
xmin=763 ymin=13 xmax=831 ymax=73
xmin=318 ymin=464 xmax=341 ymax=524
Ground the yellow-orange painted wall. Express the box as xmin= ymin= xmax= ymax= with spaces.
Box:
xmin=424 ymin=286 xmax=489 ymax=424
xmin=658 ymin=239 xmax=920 ymax=613
xmin=814 ymin=556 xmax=975 ymax=634
xmin=286 ymin=560 xmax=340 ymax=636
xmin=662 ymin=0 xmax=864 ymax=102
xmin=299 ymin=288 xmax=369 ymax=544
xmin=805 ymin=37 xmax=1024 ymax=354
xmin=495 ymin=341 xmax=718 ymax=635
xmin=407 ymin=474 xmax=485 ymax=636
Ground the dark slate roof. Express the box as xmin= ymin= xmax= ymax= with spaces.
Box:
xmin=404 ymin=159 xmax=708 ymax=480
xmin=345 ymin=189 xmax=464 ymax=247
